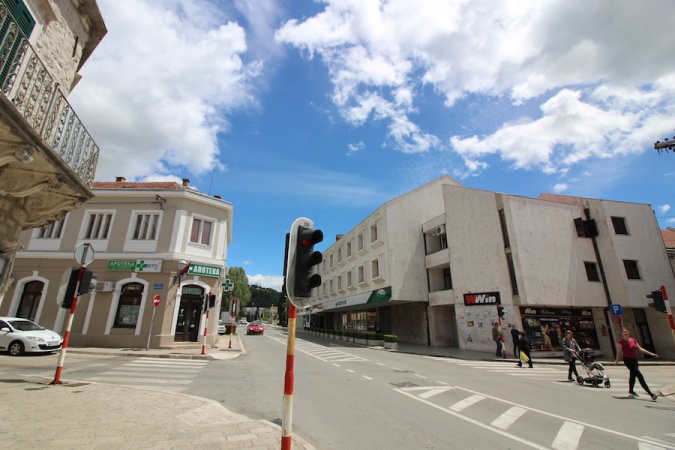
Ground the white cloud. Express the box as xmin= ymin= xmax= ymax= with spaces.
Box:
xmin=553 ymin=183 xmax=568 ymax=193
xmin=347 ymin=141 xmax=365 ymax=156
xmin=659 ymin=204 xmax=671 ymax=214
xmin=276 ymin=0 xmax=675 ymax=174
xmin=248 ymin=274 xmax=283 ymax=291
xmin=70 ymin=0 xmax=266 ymax=182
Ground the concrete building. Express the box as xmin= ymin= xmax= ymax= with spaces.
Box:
xmin=1 ymin=178 xmax=233 ymax=349
xmin=662 ymin=227 xmax=675 ymax=275
xmin=0 ymin=0 xmax=106 ymax=306
xmin=304 ymin=177 xmax=675 ymax=359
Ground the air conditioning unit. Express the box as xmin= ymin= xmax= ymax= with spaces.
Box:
xmin=435 ymin=224 xmax=446 ymax=236
xmin=95 ymin=281 xmax=114 ymax=293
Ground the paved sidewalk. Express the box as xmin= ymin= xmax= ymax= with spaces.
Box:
xmin=1 ymin=334 xmax=316 ymax=450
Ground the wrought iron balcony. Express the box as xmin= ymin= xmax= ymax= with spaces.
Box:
xmin=0 ymin=4 xmax=99 ymax=187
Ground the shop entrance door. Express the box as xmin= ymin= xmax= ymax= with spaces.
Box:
xmin=175 ymin=287 xmax=204 ymax=342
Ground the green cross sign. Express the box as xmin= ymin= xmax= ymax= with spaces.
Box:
xmin=222 ymin=279 xmax=234 ymax=291
xmin=136 ymin=260 xmax=148 ymax=271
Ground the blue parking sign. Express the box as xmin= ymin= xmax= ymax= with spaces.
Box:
xmin=610 ymin=304 xmax=623 ymax=316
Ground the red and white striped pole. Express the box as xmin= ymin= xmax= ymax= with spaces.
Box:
xmin=281 ymin=303 xmax=297 ymax=450
xmin=201 ymin=308 xmax=209 ymax=355
xmin=52 ymin=266 xmax=84 ymax=385
xmin=661 ymin=286 xmax=675 ymax=341
xmin=229 ymin=297 xmax=237 ymax=349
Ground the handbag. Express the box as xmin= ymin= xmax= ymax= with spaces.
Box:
xmin=520 ymin=351 xmax=530 ymax=363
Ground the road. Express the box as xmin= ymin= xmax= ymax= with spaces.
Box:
xmin=1 ymin=328 xmax=674 ymax=449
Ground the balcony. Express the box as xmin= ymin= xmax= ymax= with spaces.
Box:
xmin=0 ymin=6 xmax=99 ymax=229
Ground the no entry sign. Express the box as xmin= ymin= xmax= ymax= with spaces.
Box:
xmin=153 ymin=295 xmax=160 ymax=307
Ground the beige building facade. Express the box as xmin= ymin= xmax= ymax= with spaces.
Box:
xmin=304 ymin=177 xmax=675 ymax=359
xmin=2 ymin=179 xmax=233 ymax=349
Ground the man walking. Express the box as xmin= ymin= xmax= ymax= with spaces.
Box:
xmin=510 ymin=324 xmax=520 ymax=358
xmin=492 ymin=323 xmax=503 ymax=357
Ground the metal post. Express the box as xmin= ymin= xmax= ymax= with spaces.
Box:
xmin=146 ymin=306 xmax=157 ymax=351
xmin=52 ymin=266 xmax=84 ymax=385
xmin=201 ymin=309 xmax=209 ymax=355
xmin=229 ymin=297 xmax=236 ymax=349
xmin=281 ymin=303 xmax=297 ymax=450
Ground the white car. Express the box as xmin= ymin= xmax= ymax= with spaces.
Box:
xmin=0 ymin=317 xmax=63 ymax=356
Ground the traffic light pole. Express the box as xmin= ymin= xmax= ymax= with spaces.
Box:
xmin=281 ymin=303 xmax=297 ymax=450
xmin=52 ymin=265 xmax=85 ymax=385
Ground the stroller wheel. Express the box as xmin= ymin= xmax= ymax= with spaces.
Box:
xmin=604 ymin=380 xmax=611 ymax=388
xmin=576 ymin=376 xmax=584 ymax=385
xmin=592 ymin=381 xmax=599 ymax=388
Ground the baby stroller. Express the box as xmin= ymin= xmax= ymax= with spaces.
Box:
xmin=575 ymin=348 xmax=610 ymax=388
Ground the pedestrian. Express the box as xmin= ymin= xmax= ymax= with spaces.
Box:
xmin=562 ymin=330 xmax=580 ymax=382
xmin=517 ymin=332 xmax=533 ymax=368
xmin=613 ymin=328 xmax=659 ymax=401
xmin=510 ymin=324 xmax=520 ymax=358
xmin=492 ymin=323 xmax=502 ymax=357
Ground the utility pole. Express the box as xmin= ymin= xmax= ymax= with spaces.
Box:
xmin=654 ymin=130 xmax=675 ymax=154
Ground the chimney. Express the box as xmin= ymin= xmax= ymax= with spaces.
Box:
xmin=115 ymin=177 xmax=126 ymax=183
xmin=182 ymin=178 xmax=190 ymax=187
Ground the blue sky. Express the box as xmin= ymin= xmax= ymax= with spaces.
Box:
xmin=69 ymin=0 xmax=675 ymax=291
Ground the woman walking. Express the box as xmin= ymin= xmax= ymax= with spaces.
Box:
xmin=613 ymin=328 xmax=659 ymax=400
xmin=562 ymin=330 xmax=580 ymax=382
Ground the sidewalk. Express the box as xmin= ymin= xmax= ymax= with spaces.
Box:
xmin=1 ymin=334 xmax=316 ymax=450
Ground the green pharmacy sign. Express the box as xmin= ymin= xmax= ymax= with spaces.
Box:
xmin=188 ymin=263 xmax=222 ymax=277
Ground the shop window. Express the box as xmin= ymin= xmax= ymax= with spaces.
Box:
xmin=584 ymin=262 xmax=600 ymax=282
xmin=114 ymin=282 xmax=144 ymax=328
xmin=190 ymin=218 xmax=212 ymax=245
xmin=38 ymin=218 xmax=65 ymax=239
xmin=132 ymin=213 xmax=159 ymax=240
xmin=611 ymin=217 xmax=628 ymax=235
xmin=623 ymin=260 xmax=641 ymax=280
xmin=84 ymin=212 xmax=113 ymax=239
xmin=16 ymin=280 xmax=43 ymax=321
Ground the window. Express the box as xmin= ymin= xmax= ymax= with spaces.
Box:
xmin=498 ymin=209 xmax=510 ymax=249
xmin=190 ymin=218 xmax=212 ymax=245
xmin=133 ymin=214 xmax=159 ymax=240
xmin=358 ymin=265 xmax=365 ymax=284
xmin=16 ymin=280 xmax=43 ymax=321
xmin=611 ymin=217 xmax=628 ymax=235
xmin=357 ymin=233 xmax=364 ymax=251
xmin=337 ymin=275 xmax=342 ymax=291
xmin=370 ymin=224 xmax=378 ymax=243
xmin=38 ymin=218 xmax=65 ymax=239
xmin=347 ymin=271 xmax=353 ymax=288
xmin=0 ymin=0 xmax=36 ymax=85
xmin=506 ymin=253 xmax=519 ymax=295
xmin=372 ymin=259 xmax=380 ymax=279
xmin=584 ymin=262 xmax=600 ymax=282
xmin=623 ymin=260 xmax=641 ymax=280
xmin=329 ymin=253 xmax=334 ymax=268
xmin=337 ymin=248 xmax=342 ymax=263
xmin=443 ymin=267 xmax=453 ymax=290
xmin=85 ymin=213 xmax=112 ymax=239
xmin=114 ymin=283 xmax=144 ymax=328
xmin=346 ymin=241 xmax=352 ymax=258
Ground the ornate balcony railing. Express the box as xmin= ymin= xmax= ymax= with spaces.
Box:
xmin=0 ymin=2 xmax=99 ymax=187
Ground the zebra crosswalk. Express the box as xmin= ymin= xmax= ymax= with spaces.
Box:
xmin=422 ymin=356 xmax=664 ymax=395
xmin=84 ymin=357 xmax=207 ymax=392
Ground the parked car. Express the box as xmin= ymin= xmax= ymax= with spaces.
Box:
xmin=0 ymin=317 xmax=63 ymax=356
xmin=217 ymin=320 xmax=227 ymax=335
xmin=247 ymin=321 xmax=264 ymax=335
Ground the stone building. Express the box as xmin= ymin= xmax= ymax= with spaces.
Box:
xmin=0 ymin=0 xmax=106 ymax=306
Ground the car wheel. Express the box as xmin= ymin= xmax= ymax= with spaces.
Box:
xmin=9 ymin=340 xmax=25 ymax=356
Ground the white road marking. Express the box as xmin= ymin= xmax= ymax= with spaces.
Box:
xmin=491 ymin=406 xmax=528 ymax=430
xmin=551 ymin=421 xmax=584 ymax=450
xmin=450 ymin=394 xmax=485 ymax=412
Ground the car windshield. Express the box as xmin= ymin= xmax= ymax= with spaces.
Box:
xmin=9 ymin=320 xmax=42 ymax=331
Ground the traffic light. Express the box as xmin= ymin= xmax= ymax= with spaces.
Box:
xmin=294 ymin=225 xmax=323 ymax=297
xmin=497 ymin=305 xmax=505 ymax=319
xmin=61 ymin=267 xmax=94 ymax=308
xmin=647 ymin=290 xmax=667 ymax=314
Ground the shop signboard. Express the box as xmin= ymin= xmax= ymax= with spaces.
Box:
xmin=107 ymin=259 xmax=163 ymax=273
xmin=187 ymin=263 xmax=222 ymax=277
xmin=463 ymin=291 xmax=500 ymax=306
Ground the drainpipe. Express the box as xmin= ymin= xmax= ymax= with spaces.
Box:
xmin=584 ymin=208 xmax=617 ymax=356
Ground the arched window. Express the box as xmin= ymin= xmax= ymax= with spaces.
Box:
xmin=114 ymin=282 xmax=144 ymax=328
xmin=16 ymin=280 xmax=43 ymax=321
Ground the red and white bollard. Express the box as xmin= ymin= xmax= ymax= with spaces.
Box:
xmin=281 ymin=303 xmax=297 ymax=450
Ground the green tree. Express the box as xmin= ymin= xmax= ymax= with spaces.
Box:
xmin=222 ymin=267 xmax=251 ymax=313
